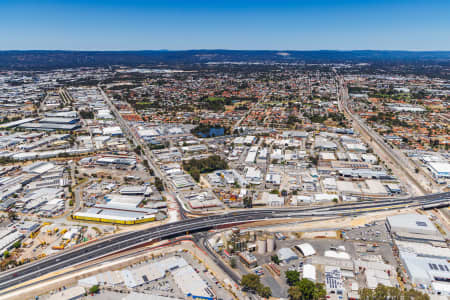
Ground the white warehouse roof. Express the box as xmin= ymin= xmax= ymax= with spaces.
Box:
xmin=325 ymin=250 xmax=351 ymax=260
xmin=296 ymin=243 xmax=316 ymax=257
xmin=303 ymin=264 xmax=316 ymax=282
xmin=387 ymin=214 xmax=439 ymax=235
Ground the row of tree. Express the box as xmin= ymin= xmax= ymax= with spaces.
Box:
xmin=359 ymin=285 xmax=430 ymax=300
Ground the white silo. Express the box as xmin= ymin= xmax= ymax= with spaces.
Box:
xmin=257 ymin=238 xmax=267 ymax=255
xmin=267 ymin=236 xmax=275 ymax=252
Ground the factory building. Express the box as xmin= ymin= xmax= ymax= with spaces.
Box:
xmin=400 ymin=252 xmax=450 ymax=294
xmin=386 ymin=214 xmax=442 ymax=242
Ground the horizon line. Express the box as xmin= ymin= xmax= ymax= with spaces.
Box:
xmin=1 ymin=49 xmax=450 ymax=52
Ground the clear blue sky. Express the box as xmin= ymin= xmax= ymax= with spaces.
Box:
xmin=1 ymin=0 xmax=449 ymax=50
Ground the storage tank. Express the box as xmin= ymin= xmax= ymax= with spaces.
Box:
xmin=249 ymin=231 xmax=256 ymax=242
xmin=256 ymin=238 xmax=267 ymax=255
xmin=267 ymin=236 xmax=275 ymax=252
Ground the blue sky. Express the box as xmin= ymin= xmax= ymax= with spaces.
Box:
xmin=1 ymin=0 xmax=449 ymax=50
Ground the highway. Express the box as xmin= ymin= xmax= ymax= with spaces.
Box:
xmin=1 ymin=85 xmax=445 ymax=295
xmin=336 ymin=77 xmax=431 ymax=195
xmin=0 ymin=191 xmax=448 ymax=294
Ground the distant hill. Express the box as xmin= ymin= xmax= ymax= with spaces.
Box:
xmin=0 ymin=50 xmax=449 ymax=70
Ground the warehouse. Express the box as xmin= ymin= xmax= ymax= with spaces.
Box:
xmin=261 ymin=192 xmax=284 ymax=207
xmin=427 ymin=162 xmax=450 ymax=180
xmin=137 ymin=128 xmax=161 ymax=139
xmin=245 ymin=167 xmax=262 ymax=184
xmin=39 ymin=117 xmax=80 ymax=124
xmin=102 ymin=126 xmax=123 ymax=136
xmin=0 ymin=230 xmax=24 ymax=255
xmin=0 ymin=117 xmax=37 ymax=129
xmin=96 ymin=156 xmax=136 ymax=166
xmin=18 ymin=122 xmax=81 ymax=131
xmin=303 ymin=264 xmax=316 ymax=282
xmin=295 ymin=243 xmax=316 ymax=257
xmin=172 ymin=264 xmax=214 ymax=299
xmin=386 ymin=214 xmax=439 ymax=236
xmin=104 ymin=193 xmax=144 ymax=209
xmin=245 ymin=146 xmax=258 ymax=164
xmin=324 ymin=266 xmax=345 ymax=296
xmin=119 ymin=186 xmax=152 ymax=196
xmin=277 ymin=247 xmax=298 ymax=263
xmin=400 ymin=252 xmax=450 ymax=287
xmin=73 ymin=208 xmax=156 ymax=225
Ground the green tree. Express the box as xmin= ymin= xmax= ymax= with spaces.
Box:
xmin=7 ymin=211 xmax=17 ymax=221
xmin=288 ymin=285 xmax=303 ymax=300
xmin=313 ymin=283 xmax=326 ymax=300
xmin=154 ymin=177 xmax=164 ymax=191
xmin=271 ymin=255 xmax=280 ymax=265
xmin=241 ymin=274 xmax=261 ymax=292
xmin=285 ymin=270 xmax=300 ymax=286
xmin=13 ymin=241 xmax=21 ymax=249
xmin=230 ymin=257 xmax=237 ymax=268
xmin=359 ymin=285 xmax=429 ymax=300
xmin=297 ymin=278 xmax=316 ymax=299
xmin=89 ymin=285 xmax=99 ymax=294
xmin=258 ymin=285 xmax=272 ymax=298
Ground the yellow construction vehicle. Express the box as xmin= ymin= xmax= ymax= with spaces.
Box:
xmin=52 ymin=239 xmax=70 ymax=250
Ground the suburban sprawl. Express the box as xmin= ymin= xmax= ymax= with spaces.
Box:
xmin=0 ymin=59 xmax=448 ymax=300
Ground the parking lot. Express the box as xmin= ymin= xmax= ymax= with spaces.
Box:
xmin=343 ymin=221 xmax=392 ymax=243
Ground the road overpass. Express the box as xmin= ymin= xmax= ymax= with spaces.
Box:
xmin=0 ymin=192 xmax=448 ymax=294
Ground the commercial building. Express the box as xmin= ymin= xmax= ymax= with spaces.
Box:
xmin=427 ymin=162 xmax=450 ymax=180
xmin=277 ymin=247 xmax=298 ymax=263
xmin=386 ymin=214 xmax=439 ymax=236
xmin=18 ymin=122 xmax=81 ymax=131
xmin=295 ymin=243 xmax=316 ymax=257
xmin=324 ymin=266 xmax=345 ymax=297
xmin=303 ymin=264 xmax=316 ymax=282
xmin=119 ymin=185 xmax=152 ymax=196
xmin=400 ymin=252 xmax=450 ymax=289
xmin=261 ymin=192 xmax=284 ymax=207
xmin=238 ymin=251 xmax=257 ymax=268
xmin=73 ymin=206 xmax=156 ymax=225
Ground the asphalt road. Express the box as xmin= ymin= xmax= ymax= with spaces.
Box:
xmin=336 ymin=78 xmax=431 ymax=195
xmin=0 ymin=191 xmax=448 ymax=294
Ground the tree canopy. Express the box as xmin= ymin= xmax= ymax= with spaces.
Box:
xmin=288 ymin=278 xmax=326 ymax=300
xmin=241 ymin=273 xmax=272 ymax=298
xmin=183 ymin=155 xmax=228 ymax=181
xmin=359 ymin=285 xmax=430 ymax=300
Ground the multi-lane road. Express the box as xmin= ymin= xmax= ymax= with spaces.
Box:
xmin=0 ymin=191 xmax=448 ymax=294
xmin=336 ymin=78 xmax=431 ymax=195
xmin=2 ymin=86 xmax=447 ymax=296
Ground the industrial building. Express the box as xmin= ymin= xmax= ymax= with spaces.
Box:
xmin=386 ymin=213 xmax=441 ymax=242
xmin=303 ymin=264 xmax=316 ymax=282
xmin=295 ymin=243 xmax=316 ymax=257
xmin=400 ymin=252 xmax=450 ymax=294
xmin=73 ymin=208 xmax=156 ymax=225
xmin=277 ymin=247 xmax=298 ymax=263
xmin=324 ymin=266 xmax=345 ymax=297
